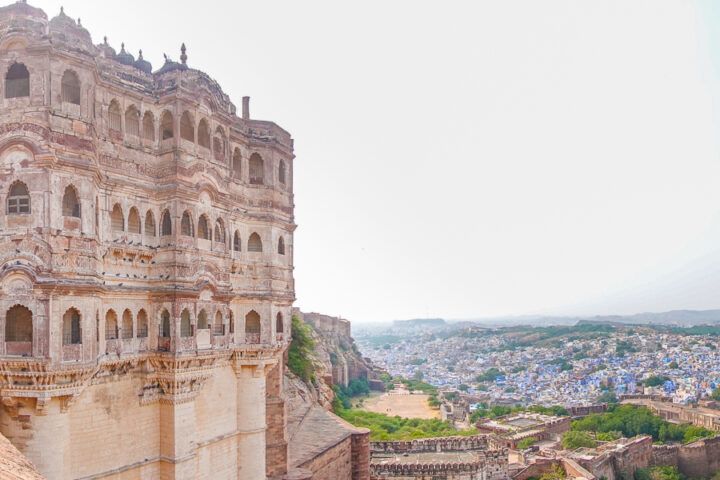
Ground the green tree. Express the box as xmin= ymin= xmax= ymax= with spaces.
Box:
xmin=539 ymin=463 xmax=566 ymax=480
xmin=712 ymin=386 xmax=720 ymax=401
xmin=562 ymin=431 xmax=597 ymax=450
xmin=458 ymin=384 xmax=470 ymax=392
xmin=413 ymin=370 xmax=424 ymax=381
xmin=668 ymin=361 xmax=679 ymax=369
xmin=287 ymin=315 xmax=316 ymax=383
xmin=476 ymin=368 xmax=504 ymax=383
xmin=597 ymin=391 xmax=618 ymax=404
xmin=517 ymin=436 xmax=537 ymax=450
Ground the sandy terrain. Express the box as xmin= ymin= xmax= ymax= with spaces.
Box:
xmin=361 ymin=390 xmax=440 ymax=419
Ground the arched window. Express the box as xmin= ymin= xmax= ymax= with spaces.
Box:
xmin=214 ymin=219 xmax=225 ymax=244
xmin=61 ymin=70 xmax=80 ymax=105
xmin=232 ymin=148 xmax=242 ymax=178
xmin=160 ymin=111 xmax=174 ymax=140
xmin=137 ymin=309 xmax=148 ymax=338
xmin=233 ymin=231 xmax=241 ymax=252
xmin=214 ymin=311 xmax=223 ymax=335
xmin=105 ymin=310 xmax=118 ymax=340
xmin=278 ymin=236 xmax=285 ymax=255
xmin=180 ymin=111 xmax=194 ymax=142
xmin=5 ymin=63 xmax=29 ymax=98
xmin=6 ymin=305 xmax=32 ymax=342
xmin=62 ymin=185 xmax=80 ymax=218
xmin=248 ymin=232 xmax=262 ymax=252
xmin=181 ymin=211 xmax=193 ymax=236
xmin=159 ymin=309 xmax=170 ymax=338
xmin=144 ymin=210 xmax=156 ymax=237
xmin=161 ymin=210 xmax=172 ymax=236
xmin=142 ymin=111 xmax=155 ymax=141
xmin=62 ymin=308 xmax=81 ymax=345
xmin=108 ymin=100 xmax=121 ymax=132
xmin=180 ymin=309 xmax=192 ymax=337
xmin=245 ymin=310 xmax=261 ymax=335
xmin=127 ymin=207 xmax=140 ymax=234
xmin=276 ymin=312 xmax=284 ymax=334
xmin=279 ymin=160 xmax=286 ymax=184
xmin=121 ymin=309 xmax=133 ymax=339
xmin=125 ymin=105 xmax=139 ymax=137
xmin=198 ymin=310 xmax=209 ymax=329
xmin=213 ymin=126 xmax=225 ymax=161
xmin=7 ymin=181 xmax=30 ymax=214
xmin=197 ymin=215 xmax=210 ymax=240
xmin=110 ymin=204 xmax=124 ymax=232
xmin=249 ymin=153 xmax=264 ymax=185
xmin=229 ymin=311 xmax=234 ymax=334
xmin=198 ymin=119 xmax=210 ymax=148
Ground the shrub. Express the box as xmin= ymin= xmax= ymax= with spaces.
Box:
xmin=562 ymin=431 xmax=597 ymax=450
xmin=287 ymin=315 xmax=316 ymax=384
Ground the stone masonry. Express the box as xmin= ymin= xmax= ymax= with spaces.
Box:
xmin=0 ymin=1 xmax=298 ymax=478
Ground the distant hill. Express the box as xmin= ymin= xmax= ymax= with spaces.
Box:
xmin=393 ymin=318 xmax=445 ymax=328
xmin=459 ymin=309 xmax=720 ymax=328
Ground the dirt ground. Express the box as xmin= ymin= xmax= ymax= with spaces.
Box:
xmin=360 ymin=391 xmax=441 ymax=419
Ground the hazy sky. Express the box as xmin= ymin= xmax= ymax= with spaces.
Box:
xmin=31 ymin=0 xmax=720 ymax=323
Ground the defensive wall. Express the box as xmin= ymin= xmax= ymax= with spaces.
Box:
xmin=651 ymin=435 xmax=720 ymax=479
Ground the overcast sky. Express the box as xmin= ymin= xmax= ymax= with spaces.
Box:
xmin=31 ymin=0 xmax=720 ymax=323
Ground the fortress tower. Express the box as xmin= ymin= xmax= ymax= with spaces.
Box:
xmin=0 ymin=1 xmax=295 ymax=478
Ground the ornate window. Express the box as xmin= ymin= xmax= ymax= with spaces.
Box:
xmin=278 ymin=236 xmax=285 ymax=255
xmin=5 ymin=305 xmax=32 ymax=342
xmin=128 ymin=207 xmax=140 ymax=234
xmin=62 ymin=185 xmax=80 ymax=218
xmin=197 ymin=310 xmax=209 ymax=329
xmin=121 ymin=309 xmax=133 ymax=339
xmin=198 ymin=119 xmax=210 ymax=148
xmin=110 ymin=204 xmax=124 ymax=232
xmin=7 ymin=182 xmax=30 ymax=214
xmin=248 ymin=232 xmax=262 ymax=252
xmin=61 ymin=70 xmax=80 ymax=105
xmin=62 ymin=308 xmax=81 ymax=345
xmin=214 ymin=311 xmax=224 ymax=336
xmin=137 ymin=310 xmax=148 ymax=338
xmin=125 ymin=105 xmax=140 ymax=137
xmin=5 ymin=63 xmax=29 ymax=98
xmin=249 ymin=153 xmax=264 ymax=185
xmin=145 ymin=210 xmax=156 ymax=237
xmin=160 ymin=111 xmax=174 ymax=140
xmin=159 ymin=309 xmax=171 ymax=338
xmin=161 ymin=210 xmax=172 ymax=236
xmin=105 ymin=310 xmax=118 ymax=340
xmin=232 ymin=148 xmax=241 ymax=178
xmin=279 ymin=160 xmax=286 ymax=184
xmin=233 ymin=231 xmax=241 ymax=252
xmin=180 ymin=309 xmax=192 ymax=337
xmin=245 ymin=311 xmax=261 ymax=334
xmin=276 ymin=312 xmax=284 ymax=333
xmin=214 ymin=219 xmax=225 ymax=244
xmin=198 ymin=215 xmax=210 ymax=240
xmin=180 ymin=111 xmax=194 ymax=142
xmin=142 ymin=111 xmax=155 ymax=141
xmin=108 ymin=100 xmax=121 ymax=132
xmin=181 ymin=211 xmax=193 ymax=236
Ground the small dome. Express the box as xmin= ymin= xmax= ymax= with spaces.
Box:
xmin=155 ymin=56 xmax=187 ymax=75
xmin=0 ymin=1 xmax=47 ymax=20
xmin=133 ymin=50 xmax=152 ymax=74
xmin=49 ymin=6 xmax=74 ymax=28
xmin=115 ymin=43 xmax=135 ymax=66
xmin=98 ymin=36 xmax=116 ymax=59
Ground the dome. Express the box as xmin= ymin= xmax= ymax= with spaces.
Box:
xmin=133 ymin=50 xmax=152 ymax=74
xmin=48 ymin=7 xmax=92 ymax=47
xmin=0 ymin=1 xmax=47 ymax=20
xmin=115 ymin=43 xmax=135 ymax=66
xmin=97 ymin=36 xmax=116 ymax=59
xmin=155 ymin=56 xmax=187 ymax=75
xmin=48 ymin=6 xmax=75 ymax=28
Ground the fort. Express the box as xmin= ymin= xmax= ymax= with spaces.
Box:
xmin=0 ymin=1 xmax=307 ymax=478
xmin=476 ymin=413 xmax=571 ymax=449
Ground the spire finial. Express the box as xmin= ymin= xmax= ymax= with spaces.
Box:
xmin=163 ymin=53 xmax=168 ymax=61
xmin=120 ymin=42 xmax=125 ymax=53
xmin=180 ymin=43 xmax=187 ymax=65
xmin=77 ymin=18 xmax=81 ymax=26
xmin=103 ymin=35 xmax=108 ymax=45
xmin=138 ymin=49 xmax=143 ymax=60
xmin=60 ymin=6 xmax=64 ymax=14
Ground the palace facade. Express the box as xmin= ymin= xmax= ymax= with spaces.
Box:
xmin=0 ymin=1 xmax=296 ymax=478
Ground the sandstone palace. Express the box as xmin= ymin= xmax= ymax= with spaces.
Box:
xmin=0 ymin=1 xmax=302 ymax=478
